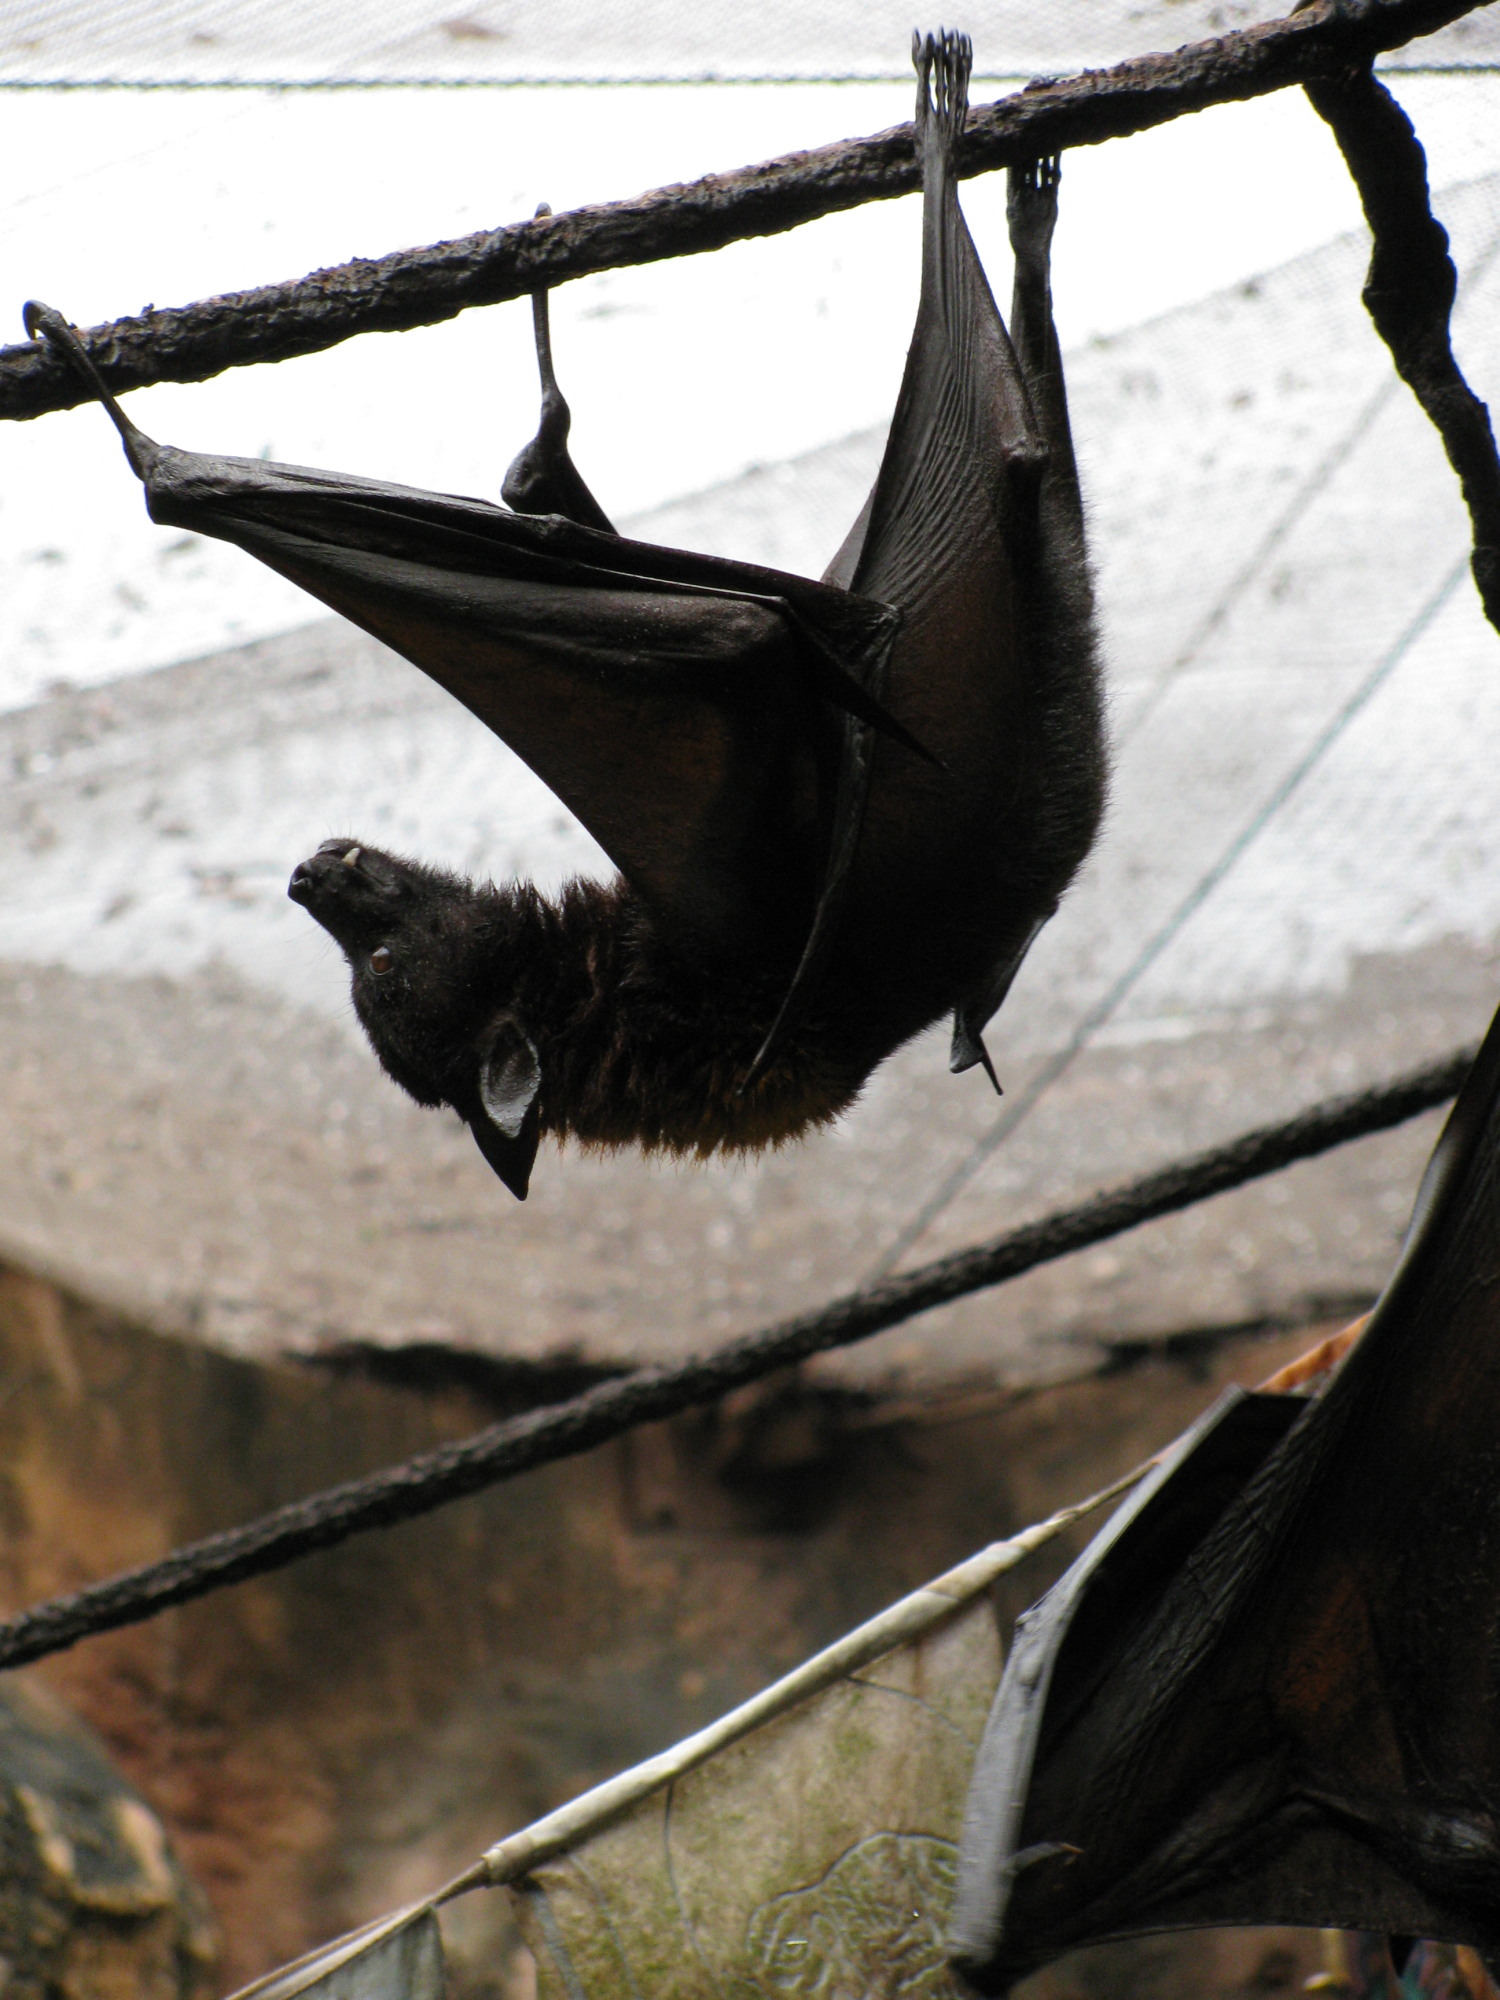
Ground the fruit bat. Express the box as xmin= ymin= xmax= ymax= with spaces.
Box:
xmin=949 ymin=996 xmax=1500 ymax=1992
xmin=24 ymin=31 xmax=1104 ymax=1200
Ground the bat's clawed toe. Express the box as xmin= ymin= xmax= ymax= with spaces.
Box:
xmin=913 ymin=28 xmax=972 ymax=141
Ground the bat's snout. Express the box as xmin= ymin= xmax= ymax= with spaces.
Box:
xmin=287 ymin=839 xmax=395 ymax=919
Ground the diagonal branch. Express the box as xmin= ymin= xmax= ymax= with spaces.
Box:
xmin=1304 ymin=63 xmax=1500 ymax=632
xmin=0 ymin=1039 xmax=1471 ymax=1673
xmin=0 ymin=0 xmax=1487 ymax=424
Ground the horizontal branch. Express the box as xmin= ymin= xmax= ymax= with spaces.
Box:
xmin=0 ymin=1038 xmax=1471 ymax=1672
xmin=0 ymin=0 xmax=1484 ymax=423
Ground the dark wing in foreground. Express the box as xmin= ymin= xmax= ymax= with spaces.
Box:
xmin=952 ymin=1004 xmax=1500 ymax=1990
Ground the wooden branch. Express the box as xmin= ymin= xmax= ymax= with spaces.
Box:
xmin=0 ymin=0 xmax=1486 ymax=423
xmin=1304 ymin=63 xmax=1500 ymax=633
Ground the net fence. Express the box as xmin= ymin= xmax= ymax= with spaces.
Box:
xmin=5 ymin=0 xmax=1500 ymax=86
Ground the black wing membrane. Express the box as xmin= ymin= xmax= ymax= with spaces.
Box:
xmin=149 ymin=442 xmax=910 ymax=974
xmin=22 ymin=303 xmax=904 ymax=989
xmin=830 ymin=42 xmax=1043 ymax=613
xmin=952 ymin=1005 xmax=1500 ymax=1991
xmin=24 ymin=28 xmax=1091 ymax=1083
xmin=818 ymin=36 xmax=1082 ymax=1084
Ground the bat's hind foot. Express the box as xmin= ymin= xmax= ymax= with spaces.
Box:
xmin=913 ymin=28 xmax=972 ymax=158
xmin=1007 ymin=155 xmax=1061 ymax=265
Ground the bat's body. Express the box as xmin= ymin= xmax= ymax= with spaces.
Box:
xmin=28 ymin=33 xmax=1104 ymax=1199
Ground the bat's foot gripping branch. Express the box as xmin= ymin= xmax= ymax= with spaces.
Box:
xmin=913 ymin=28 xmax=973 ymax=154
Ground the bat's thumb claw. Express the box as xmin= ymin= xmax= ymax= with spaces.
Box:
xmin=21 ymin=298 xmax=158 ymax=477
xmin=24 ymin=300 xmax=102 ymax=385
xmin=23 ymin=300 xmax=68 ymax=346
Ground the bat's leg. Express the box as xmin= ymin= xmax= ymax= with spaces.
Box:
xmin=1006 ymin=156 xmax=1086 ymax=554
xmin=501 ymin=206 xmax=615 ymax=533
xmin=947 ymin=151 xmax=1104 ymax=1086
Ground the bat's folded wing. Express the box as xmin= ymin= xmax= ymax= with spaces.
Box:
xmin=140 ymin=443 xmax=903 ymax=969
xmin=952 ymin=1004 xmax=1500 ymax=1991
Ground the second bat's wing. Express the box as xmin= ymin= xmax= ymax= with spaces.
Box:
xmin=23 ymin=303 xmax=903 ymax=987
xmin=952 ymin=1005 xmax=1500 ymax=1991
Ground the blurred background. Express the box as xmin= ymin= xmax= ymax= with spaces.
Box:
xmin=2 ymin=4 xmax=1500 ymax=1994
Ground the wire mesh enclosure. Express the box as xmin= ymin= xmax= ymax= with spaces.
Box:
xmin=5 ymin=0 xmax=1500 ymax=83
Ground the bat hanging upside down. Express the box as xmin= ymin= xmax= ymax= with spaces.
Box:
xmin=26 ymin=31 xmax=1105 ymax=1199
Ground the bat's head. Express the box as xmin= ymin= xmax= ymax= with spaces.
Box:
xmin=288 ymin=838 xmax=543 ymax=1199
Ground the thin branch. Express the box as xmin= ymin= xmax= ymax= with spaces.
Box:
xmin=473 ymin=1479 xmax=1137 ymax=1892
xmin=0 ymin=0 xmax=1485 ymax=423
xmin=0 ymin=1039 xmax=1471 ymax=1673
xmin=1304 ymin=62 xmax=1500 ymax=632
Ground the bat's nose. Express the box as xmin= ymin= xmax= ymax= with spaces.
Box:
xmin=287 ymin=842 xmax=350 ymax=905
xmin=288 ymin=840 xmax=388 ymax=910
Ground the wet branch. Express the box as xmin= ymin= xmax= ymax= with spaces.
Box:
xmin=0 ymin=0 xmax=1487 ymax=423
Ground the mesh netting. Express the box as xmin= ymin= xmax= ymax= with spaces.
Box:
xmin=4 ymin=0 xmax=1499 ymax=86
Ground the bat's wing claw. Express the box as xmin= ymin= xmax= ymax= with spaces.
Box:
xmin=24 ymin=300 xmax=158 ymax=477
xmin=950 ymin=914 xmax=1053 ymax=1087
xmin=950 ymin=1014 xmax=1002 ymax=1094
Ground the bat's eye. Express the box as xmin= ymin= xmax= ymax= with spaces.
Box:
xmin=370 ymin=946 xmax=395 ymax=976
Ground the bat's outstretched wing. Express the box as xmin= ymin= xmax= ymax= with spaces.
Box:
xmin=952 ymin=1009 xmax=1500 ymax=1991
xmin=24 ymin=27 xmax=1103 ymax=1093
xmin=22 ymin=303 xmax=904 ymax=997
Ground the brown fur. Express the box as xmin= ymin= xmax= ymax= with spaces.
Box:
xmin=294 ymin=844 xmax=869 ymax=1160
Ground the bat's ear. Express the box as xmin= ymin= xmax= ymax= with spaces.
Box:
xmin=466 ymin=1015 xmax=543 ymax=1200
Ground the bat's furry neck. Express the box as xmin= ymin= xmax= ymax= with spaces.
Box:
xmin=520 ymin=880 xmax=866 ymax=1154
xmin=352 ymin=865 xmax=867 ymax=1157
